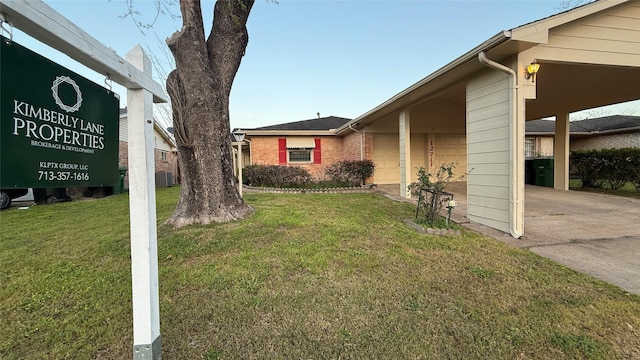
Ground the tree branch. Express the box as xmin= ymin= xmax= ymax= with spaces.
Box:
xmin=206 ymin=0 xmax=255 ymax=99
xmin=167 ymin=0 xmax=217 ymax=128
xmin=167 ymin=0 xmax=205 ymax=55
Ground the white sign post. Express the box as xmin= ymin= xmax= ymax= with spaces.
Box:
xmin=127 ymin=45 xmax=162 ymax=359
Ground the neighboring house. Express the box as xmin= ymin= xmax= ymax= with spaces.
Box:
xmin=119 ymin=108 xmax=178 ymax=188
xmin=525 ymin=115 xmax=640 ymax=157
xmin=234 ymin=116 xmax=357 ymax=179
xmin=235 ymin=0 xmax=640 ymax=238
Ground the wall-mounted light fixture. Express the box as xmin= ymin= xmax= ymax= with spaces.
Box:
xmin=524 ymin=61 xmax=541 ymax=83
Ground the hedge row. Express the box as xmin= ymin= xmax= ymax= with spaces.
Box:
xmin=570 ymin=148 xmax=640 ymax=191
xmin=243 ymin=160 xmax=376 ymax=188
xmin=243 ymin=165 xmax=312 ymax=188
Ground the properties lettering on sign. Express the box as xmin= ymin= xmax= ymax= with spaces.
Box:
xmin=12 ymin=100 xmax=105 ymax=151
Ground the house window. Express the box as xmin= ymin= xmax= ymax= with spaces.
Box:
xmin=161 ymin=151 xmax=167 ymax=161
xmin=279 ymin=137 xmax=321 ymax=164
xmin=525 ymin=138 xmax=535 ymax=158
xmin=288 ymin=149 xmax=312 ymax=163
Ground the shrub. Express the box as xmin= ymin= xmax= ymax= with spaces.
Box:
xmin=599 ymin=148 xmax=631 ymax=191
xmin=570 ymin=150 xmax=604 ymax=189
xmin=570 ymin=148 xmax=640 ymax=191
xmin=408 ymin=163 xmax=459 ymax=227
xmin=324 ymin=160 xmax=375 ymax=186
xmin=629 ymin=151 xmax=640 ymax=192
xmin=243 ymin=165 xmax=312 ymax=188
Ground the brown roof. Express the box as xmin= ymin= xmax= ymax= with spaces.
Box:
xmin=248 ymin=116 xmax=352 ymax=131
xmin=526 ymin=115 xmax=640 ymax=135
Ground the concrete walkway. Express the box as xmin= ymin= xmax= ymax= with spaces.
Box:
xmin=377 ymin=183 xmax=640 ymax=295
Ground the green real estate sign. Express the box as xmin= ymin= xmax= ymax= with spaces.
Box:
xmin=1 ymin=36 xmax=119 ymax=189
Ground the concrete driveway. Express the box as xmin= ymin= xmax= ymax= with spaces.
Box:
xmin=378 ymin=183 xmax=640 ymax=295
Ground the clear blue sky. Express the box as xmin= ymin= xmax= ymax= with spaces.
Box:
xmin=11 ymin=0 xmax=638 ymax=130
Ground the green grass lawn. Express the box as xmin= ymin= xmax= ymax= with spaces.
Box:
xmin=1 ymin=187 xmax=639 ymax=359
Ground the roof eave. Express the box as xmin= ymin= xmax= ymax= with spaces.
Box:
xmin=243 ymin=130 xmax=338 ymax=137
xmin=526 ymin=132 xmax=554 ymax=136
xmin=336 ymin=30 xmax=513 ymax=132
xmin=526 ymin=127 xmax=640 ymax=136
xmin=510 ymin=0 xmax=629 ymax=43
xmin=588 ymin=126 xmax=640 ymax=135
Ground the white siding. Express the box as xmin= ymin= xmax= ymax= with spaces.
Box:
xmin=466 ymin=70 xmax=512 ymax=233
xmin=119 ymin=116 xmax=128 ymax=142
xmin=536 ymin=3 xmax=640 ymax=66
xmin=154 ymin=132 xmax=172 ymax=151
xmin=120 ymin=115 xmax=173 ymax=151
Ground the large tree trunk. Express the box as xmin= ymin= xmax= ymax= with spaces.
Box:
xmin=164 ymin=0 xmax=254 ymax=227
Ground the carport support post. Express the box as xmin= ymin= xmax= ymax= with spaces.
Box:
xmin=126 ymin=46 xmax=162 ymax=360
xmin=554 ymin=112 xmax=570 ymax=190
xmin=399 ymin=110 xmax=412 ymax=197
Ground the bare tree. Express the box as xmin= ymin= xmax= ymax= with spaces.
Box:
xmin=146 ymin=39 xmax=177 ymax=131
xmin=162 ymin=0 xmax=255 ymax=227
xmin=557 ymin=0 xmax=596 ymax=11
xmin=572 ymin=105 xmax=640 ymax=121
xmin=571 ymin=107 xmax=614 ymax=121
xmin=123 ymin=3 xmax=178 ymax=131
xmin=122 ymin=0 xmax=180 ymax=33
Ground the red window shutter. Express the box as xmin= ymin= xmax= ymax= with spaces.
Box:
xmin=278 ymin=138 xmax=287 ymax=164
xmin=313 ymin=138 xmax=322 ymax=164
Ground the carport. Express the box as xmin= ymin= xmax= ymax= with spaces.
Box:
xmin=338 ymin=0 xmax=640 ymax=238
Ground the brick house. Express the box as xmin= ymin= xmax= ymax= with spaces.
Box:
xmin=119 ymin=108 xmax=178 ymax=188
xmin=233 ymin=114 xmax=465 ymax=185
xmin=236 ymin=0 xmax=639 ymax=238
xmin=233 ymin=116 xmax=372 ymax=180
xmin=525 ymin=115 xmax=640 ymax=158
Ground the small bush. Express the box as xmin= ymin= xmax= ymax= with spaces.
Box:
xmin=243 ymin=165 xmax=312 ymax=188
xmin=324 ymin=160 xmax=375 ymax=186
xmin=408 ymin=163 xmax=460 ymax=227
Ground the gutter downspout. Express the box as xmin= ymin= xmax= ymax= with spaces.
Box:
xmin=348 ymin=124 xmax=364 ymax=161
xmin=478 ymin=51 xmax=522 ymax=239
